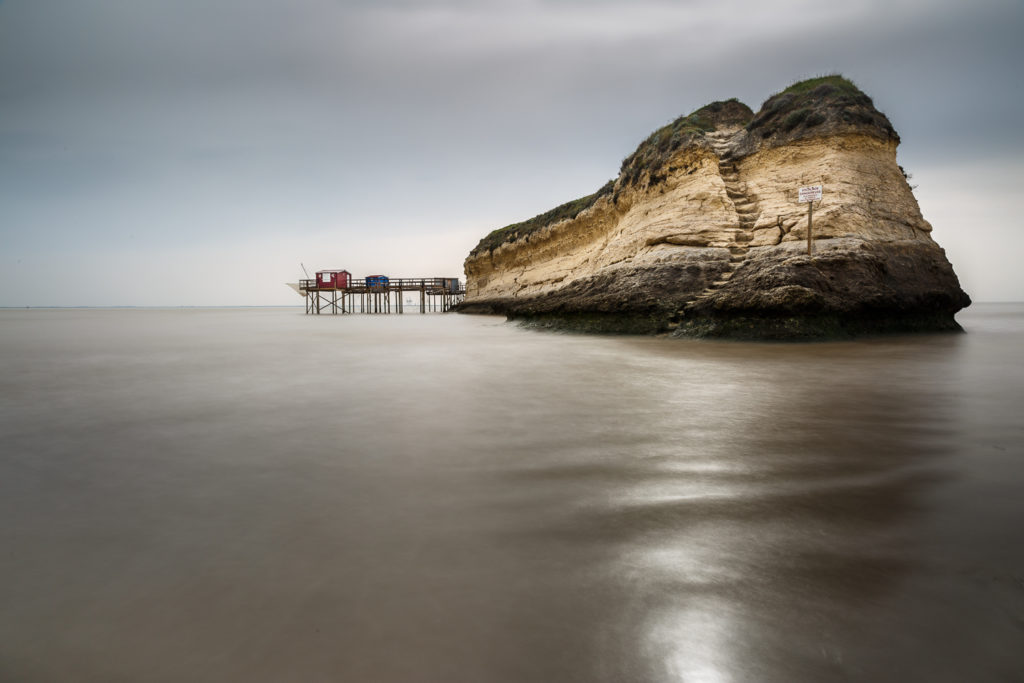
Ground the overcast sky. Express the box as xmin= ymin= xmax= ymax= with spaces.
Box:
xmin=1 ymin=0 xmax=1021 ymax=306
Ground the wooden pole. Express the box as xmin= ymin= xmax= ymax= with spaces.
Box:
xmin=806 ymin=200 xmax=814 ymax=255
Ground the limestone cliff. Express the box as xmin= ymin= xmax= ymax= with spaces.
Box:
xmin=461 ymin=76 xmax=970 ymax=338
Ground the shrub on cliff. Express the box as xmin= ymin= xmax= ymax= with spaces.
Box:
xmin=469 ymin=180 xmax=615 ymax=257
xmin=618 ymin=99 xmax=753 ymax=189
xmin=745 ymin=74 xmax=897 ymax=146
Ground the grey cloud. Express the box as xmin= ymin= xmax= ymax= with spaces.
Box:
xmin=0 ymin=0 xmax=1021 ymax=304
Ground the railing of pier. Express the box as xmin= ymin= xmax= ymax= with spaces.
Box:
xmin=300 ymin=277 xmax=465 ymax=315
xmin=300 ymin=278 xmax=465 ymax=294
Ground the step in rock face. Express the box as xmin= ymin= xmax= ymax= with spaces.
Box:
xmin=459 ymin=78 xmax=970 ymax=339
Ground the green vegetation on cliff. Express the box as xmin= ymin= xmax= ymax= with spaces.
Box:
xmin=467 ymin=99 xmax=758 ymax=258
xmin=745 ymin=74 xmax=897 ymax=143
xmin=618 ymin=99 xmax=753 ymax=188
xmin=469 ymin=179 xmax=614 ymax=257
xmin=468 ymin=75 xmax=896 ymax=258
xmin=617 ymin=106 xmax=716 ymax=188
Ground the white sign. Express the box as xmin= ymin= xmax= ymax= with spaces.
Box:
xmin=799 ymin=185 xmax=822 ymax=203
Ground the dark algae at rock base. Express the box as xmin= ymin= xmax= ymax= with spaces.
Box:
xmin=459 ymin=75 xmax=970 ymax=339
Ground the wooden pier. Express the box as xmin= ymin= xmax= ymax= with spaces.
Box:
xmin=301 ymin=277 xmax=465 ymax=315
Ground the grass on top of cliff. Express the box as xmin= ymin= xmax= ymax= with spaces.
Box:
xmin=779 ymin=75 xmax=863 ymax=97
xmin=618 ymin=99 xmax=753 ymax=188
xmin=469 ymin=180 xmax=615 ymax=257
xmin=746 ymin=74 xmax=897 ymax=142
xmin=468 ymin=99 xmax=755 ymax=256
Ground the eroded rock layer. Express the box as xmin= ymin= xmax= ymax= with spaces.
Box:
xmin=461 ymin=77 xmax=969 ymax=338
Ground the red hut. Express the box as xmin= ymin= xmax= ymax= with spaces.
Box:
xmin=316 ymin=270 xmax=351 ymax=289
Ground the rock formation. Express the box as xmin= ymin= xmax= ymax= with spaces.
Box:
xmin=460 ymin=76 xmax=970 ymax=338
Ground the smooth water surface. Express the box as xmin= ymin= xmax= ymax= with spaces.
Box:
xmin=1 ymin=305 xmax=1022 ymax=681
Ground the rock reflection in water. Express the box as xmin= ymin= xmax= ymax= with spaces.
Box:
xmin=494 ymin=335 xmax=968 ymax=681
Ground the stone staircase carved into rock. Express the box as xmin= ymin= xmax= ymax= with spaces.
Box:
xmin=676 ymin=128 xmax=762 ymax=321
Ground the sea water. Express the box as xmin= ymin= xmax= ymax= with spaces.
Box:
xmin=1 ymin=305 xmax=1022 ymax=682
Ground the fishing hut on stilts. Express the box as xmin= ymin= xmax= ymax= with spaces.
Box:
xmin=295 ymin=271 xmax=465 ymax=315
